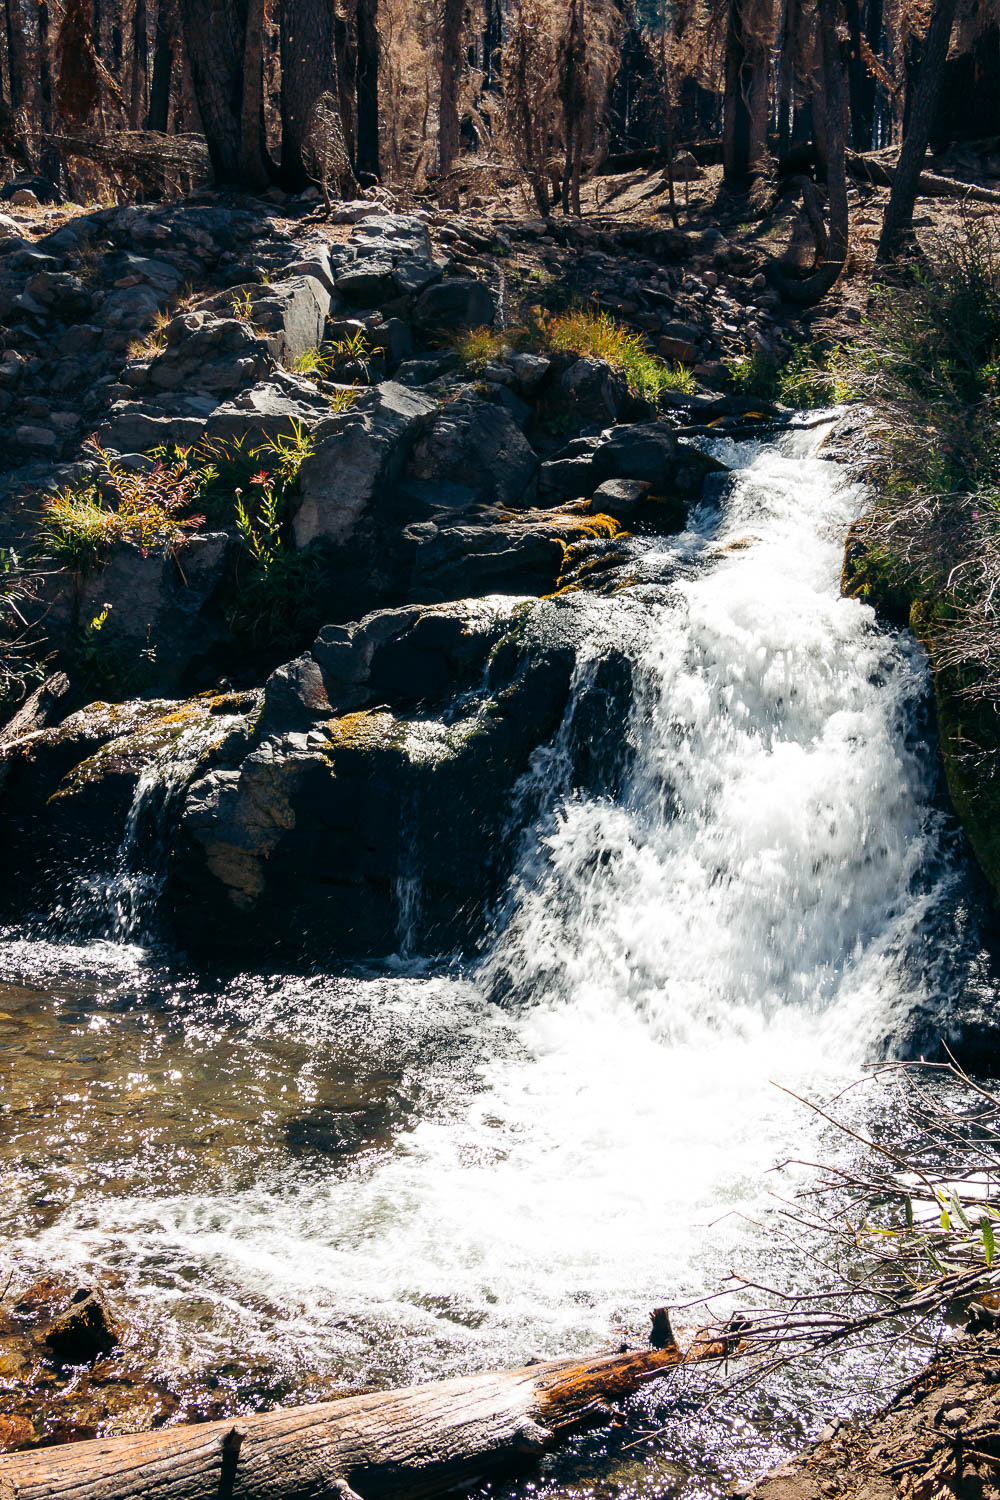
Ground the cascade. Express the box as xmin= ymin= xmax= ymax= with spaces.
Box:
xmin=1 ymin=427 xmax=994 ymax=1488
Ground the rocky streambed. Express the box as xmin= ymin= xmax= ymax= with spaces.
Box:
xmin=2 ymin=188 xmax=1000 ymax=1490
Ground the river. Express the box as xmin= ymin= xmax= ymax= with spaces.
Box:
xmin=0 ymin=420 xmax=993 ymax=1493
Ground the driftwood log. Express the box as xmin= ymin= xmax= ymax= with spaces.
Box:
xmin=0 ymin=1344 xmax=697 ymax=1500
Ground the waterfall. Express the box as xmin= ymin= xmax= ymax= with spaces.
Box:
xmin=480 ymin=424 xmax=961 ymax=1063
xmin=3 ymin=424 xmax=991 ymax=1455
xmin=57 ymin=715 xmax=226 ymax=943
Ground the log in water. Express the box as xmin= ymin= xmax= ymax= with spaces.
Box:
xmin=0 ymin=1347 xmax=686 ymax=1500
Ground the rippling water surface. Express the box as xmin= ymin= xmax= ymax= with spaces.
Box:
xmin=1 ymin=423 xmax=991 ymax=1494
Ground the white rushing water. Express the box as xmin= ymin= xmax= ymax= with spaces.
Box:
xmin=2 ymin=426 xmax=975 ymax=1453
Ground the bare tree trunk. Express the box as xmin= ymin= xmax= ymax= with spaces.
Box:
xmin=723 ymin=0 xmax=773 ymax=185
xmin=146 ymin=0 xmax=174 ymax=130
xmin=0 ymin=1345 xmax=688 ymax=1500
xmin=355 ymin=0 xmax=379 ymax=178
xmin=876 ymin=0 xmax=958 ymax=260
xmin=280 ymin=0 xmax=334 ymax=187
xmin=768 ymin=0 xmax=850 ymax=303
xmin=37 ymin=0 xmax=60 ymax=180
xmin=238 ymin=0 xmax=269 ymax=187
xmin=129 ymin=0 xmax=148 ymax=126
xmin=178 ymin=0 xmax=247 ymax=182
xmin=438 ymin=0 xmax=464 ymax=196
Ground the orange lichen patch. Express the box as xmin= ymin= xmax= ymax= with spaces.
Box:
xmin=323 ymin=710 xmax=401 ymax=754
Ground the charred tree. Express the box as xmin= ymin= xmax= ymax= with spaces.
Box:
xmin=280 ymin=0 xmax=338 ymax=187
xmin=240 ymin=0 xmax=270 ymax=188
xmin=355 ymin=0 xmax=379 ymax=178
xmin=129 ymin=0 xmax=148 ymax=125
xmin=723 ymin=0 xmax=774 ymax=185
xmin=877 ymin=0 xmax=958 ymax=260
xmin=146 ymin=0 xmax=174 ymax=131
xmin=768 ymin=0 xmax=850 ymax=303
xmin=178 ymin=0 xmax=247 ymax=182
xmin=439 ymin=0 xmax=464 ymax=192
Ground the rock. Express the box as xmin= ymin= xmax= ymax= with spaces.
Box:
xmin=509 ymin=352 xmax=551 ymax=395
xmin=671 ymin=150 xmax=703 ymax=180
xmin=141 ymin=311 xmax=275 ymax=395
xmin=591 ymin=421 xmax=678 ymax=487
xmin=407 ymin=394 xmax=538 ymax=508
xmin=170 ymin=597 xmax=586 ymax=956
xmin=43 ymin=1290 xmax=120 ymax=1367
xmin=0 ymin=694 xmax=256 ymax=919
xmin=44 ymin=533 xmax=233 ymax=697
xmin=590 ymin=477 xmax=649 ymax=521
xmin=1 ymin=174 xmax=61 ymax=204
xmin=96 ymin=398 xmax=218 ymax=453
xmin=247 ymin=274 xmax=332 ymax=364
xmin=657 ymin=335 xmax=697 ymax=363
xmin=9 ymin=188 xmax=39 ymax=207
xmin=14 ymin=423 xmax=59 ymax=453
xmin=559 ymin=357 xmax=629 ymax=425
xmin=291 ymin=381 xmax=439 ymax=549
xmin=206 ymin=372 xmax=332 ymax=445
xmin=336 ymin=213 xmax=440 ymax=304
xmin=412 ymin=277 xmax=495 ymax=336
xmin=102 ymin=283 xmax=163 ymax=331
xmin=407 ymin=504 xmax=614 ymax=599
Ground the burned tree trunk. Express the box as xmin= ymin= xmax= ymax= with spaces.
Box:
xmin=146 ymin=0 xmax=173 ymax=131
xmin=178 ymin=0 xmax=247 ymax=182
xmin=876 ymin=0 xmax=958 ymax=260
xmin=438 ymin=0 xmax=464 ymax=194
xmin=768 ymin=0 xmax=850 ymax=303
xmin=0 ymin=1345 xmax=689 ymax=1500
xmin=355 ymin=0 xmax=379 ymax=179
xmin=723 ymin=0 xmax=774 ymax=185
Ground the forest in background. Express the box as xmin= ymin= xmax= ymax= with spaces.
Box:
xmin=0 ymin=0 xmax=997 ymax=258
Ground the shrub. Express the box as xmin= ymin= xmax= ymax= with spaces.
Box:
xmin=450 ymin=325 xmax=506 ymax=371
xmin=537 ymin=306 xmax=695 ymax=403
xmin=41 ymin=439 xmax=205 ymax=570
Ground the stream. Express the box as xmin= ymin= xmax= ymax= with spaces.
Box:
xmin=1 ymin=421 xmax=995 ymax=1495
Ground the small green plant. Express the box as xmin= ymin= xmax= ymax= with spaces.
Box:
xmin=327 ymin=386 xmax=361 ymax=412
xmin=291 ymin=345 xmax=334 ymax=378
xmin=230 ymin=288 xmax=256 ymax=322
xmin=41 ymin=439 xmax=205 ymax=570
xmin=535 ymin=305 xmax=693 ymax=404
xmin=726 ymin=349 xmax=780 ymax=399
xmin=450 ymin=325 xmax=506 ymax=371
xmin=229 ymin=467 xmax=319 ymax=644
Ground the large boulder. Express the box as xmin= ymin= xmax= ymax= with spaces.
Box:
xmin=290 ymin=381 xmax=438 ymax=550
xmin=169 ymin=597 xmax=585 ymax=955
xmin=335 ymin=214 xmax=440 ymax=304
xmin=407 ymin=394 xmax=538 ymax=508
xmin=412 ymin=277 xmax=495 ymax=336
xmin=44 ymin=533 xmax=233 ymax=698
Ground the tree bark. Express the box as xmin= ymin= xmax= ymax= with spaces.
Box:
xmin=723 ymin=0 xmax=773 ymax=185
xmin=129 ymin=0 xmax=148 ymax=126
xmin=438 ymin=0 xmax=464 ymax=193
xmin=767 ymin=0 xmax=849 ymax=304
xmin=355 ymin=0 xmax=379 ymax=178
xmin=280 ymin=0 xmax=334 ymax=188
xmin=876 ymin=0 xmax=958 ymax=261
xmin=146 ymin=0 xmax=173 ymax=131
xmin=240 ymin=0 xmax=271 ymax=189
xmin=177 ymin=0 xmax=247 ymax=183
xmin=0 ymin=1345 xmax=688 ymax=1500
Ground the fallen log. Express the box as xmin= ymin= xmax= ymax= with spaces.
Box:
xmin=846 ymin=149 xmax=1000 ymax=203
xmin=0 ymin=1343 xmax=692 ymax=1500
